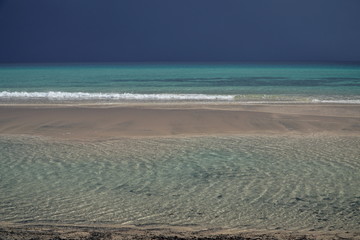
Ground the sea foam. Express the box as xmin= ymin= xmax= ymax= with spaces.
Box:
xmin=1 ymin=91 xmax=359 ymax=103
xmin=311 ymin=99 xmax=360 ymax=104
xmin=0 ymin=91 xmax=234 ymax=101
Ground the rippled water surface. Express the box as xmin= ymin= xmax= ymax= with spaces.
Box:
xmin=0 ymin=135 xmax=359 ymax=231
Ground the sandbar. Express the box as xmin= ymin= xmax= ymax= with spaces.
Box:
xmin=0 ymin=103 xmax=359 ymax=140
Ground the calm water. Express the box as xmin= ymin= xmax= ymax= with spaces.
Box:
xmin=1 ymin=63 xmax=360 ymax=231
xmin=0 ymin=63 xmax=360 ymax=103
xmin=0 ymin=135 xmax=359 ymax=231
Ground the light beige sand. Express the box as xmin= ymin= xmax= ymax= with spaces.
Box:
xmin=0 ymin=103 xmax=359 ymax=139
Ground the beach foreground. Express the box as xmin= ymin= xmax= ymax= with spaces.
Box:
xmin=0 ymin=103 xmax=359 ymax=139
xmin=1 ymin=103 xmax=359 ymax=240
xmin=1 ymin=223 xmax=359 ymax=240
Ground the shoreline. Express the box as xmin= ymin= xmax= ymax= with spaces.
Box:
xmin=1 ymin=222 xmax=359 ymax=240
xmin=0 ymin=103 xmax=359 ymax=140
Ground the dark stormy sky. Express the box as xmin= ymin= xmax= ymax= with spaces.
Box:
xmin=1 ymin=0 xmax=360 ymax=63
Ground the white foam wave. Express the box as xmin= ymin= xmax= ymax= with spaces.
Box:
xmin=311 ymin=99 xmax=360 ymax=104
xmin=1 ymin=91 xmax=359 ymax=104
xmin=0 ymin=91 xmax=234 ymax=101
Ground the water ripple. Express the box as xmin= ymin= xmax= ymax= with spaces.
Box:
xmin=0 ymin=135 xmax=359 ymax=230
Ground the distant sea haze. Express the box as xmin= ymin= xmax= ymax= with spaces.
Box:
xmin=0 ymin=63 xmax=359 ymax=104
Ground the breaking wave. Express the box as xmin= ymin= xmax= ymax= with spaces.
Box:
xmin=1 ymin=91 xmax=359 ymax=103
xmin=0 ymin=91 xmax=234 ymax=101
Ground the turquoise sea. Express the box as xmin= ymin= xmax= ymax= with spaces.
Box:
xmin=0 ymin=63 xmax=360 ymax=232
xmin=0 ymin=62 xmax=360 ymax=103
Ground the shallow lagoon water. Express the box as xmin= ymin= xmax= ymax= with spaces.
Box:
xmin=0 ymin=135 xmax=359 ymax=231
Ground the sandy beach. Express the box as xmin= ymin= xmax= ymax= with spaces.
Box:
xmin=1 ymin=103 xmax=360 ymax=240
xmin=0 ymin=103 xmax=359 ymax=140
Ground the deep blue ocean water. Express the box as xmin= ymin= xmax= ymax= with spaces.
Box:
xmin=0 ymin=63 xmax=359 ymax=103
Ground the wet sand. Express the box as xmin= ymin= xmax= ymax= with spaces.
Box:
xmin=1 ymin=223 xmax=359 ymax=240
xmin=0 ymin=103 xmax=359 ymax=140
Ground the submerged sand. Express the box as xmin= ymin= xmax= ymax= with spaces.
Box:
xmin=0 ymin=103 xmax=359 ymax=139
